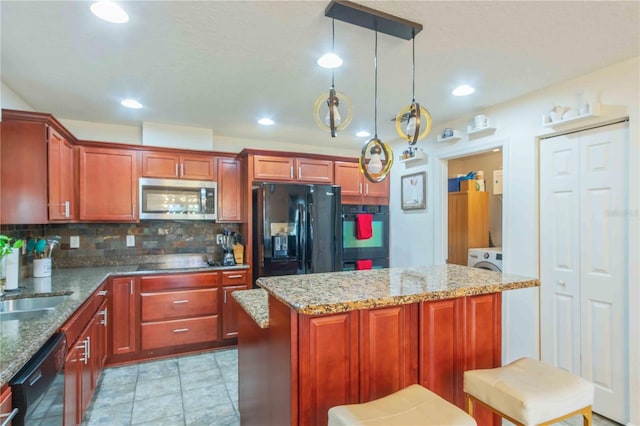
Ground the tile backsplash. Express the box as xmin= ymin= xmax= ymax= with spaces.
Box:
xmin=0 ymin=221 xmax=239 ymax=273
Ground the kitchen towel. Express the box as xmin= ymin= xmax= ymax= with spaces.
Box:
xmin=356 ymin=213 xmax=373 ymax=240
xmin=356 ymin=259 xmax=373 ymax=270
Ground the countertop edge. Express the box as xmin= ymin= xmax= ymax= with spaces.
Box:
xmin=232 ymin=289 xmax=269 ymax=328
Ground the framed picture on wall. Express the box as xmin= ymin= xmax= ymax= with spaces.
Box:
xmin=401 ymin=171 xmax=426 ymax=210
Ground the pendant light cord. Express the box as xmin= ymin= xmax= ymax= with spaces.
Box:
xmin=411 ymin=32 xmax=415 ymax=103
xmin=331 ymin=19 xmax=335 ymax=89
xmin=374 ymin=30 xmax=378 ymax=138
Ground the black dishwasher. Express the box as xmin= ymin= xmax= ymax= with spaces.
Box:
xmin=9 ymin=333 xmax=66 ymax=426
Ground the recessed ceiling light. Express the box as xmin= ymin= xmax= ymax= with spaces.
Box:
xmin=258 ymin=118 xmax=274 ymax=126
xmin=90 ymin=1 xmax=129 ymax=24
xmin=317 ymin=53 xmax=343 ymax=69
xmin=492 ymin=148 xmax=501 ymax=152
xmin=452 ymin=85 xmax=475 ymax=96
xmin=356 ymin=131 xmax=370 ymax=137
xmin=121 ymin=99 xmax=142 ymax=109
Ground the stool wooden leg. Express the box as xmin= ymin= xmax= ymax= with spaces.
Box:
xmin=583 ymin=406 xmax=592 ymax=426
xmin=465 ymin=394 xmax=474 ymax=417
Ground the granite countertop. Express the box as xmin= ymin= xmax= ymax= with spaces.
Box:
xmin=232 ymin=289 xmax=269 ymax=328
xmin=256 ymin=264 xmax=539 ymax=315
xmin=0 ymin=263 xmax=249 ymax=387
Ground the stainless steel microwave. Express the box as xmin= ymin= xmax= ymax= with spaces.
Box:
xmin=139 ymin=177 xmax=216 ymax=220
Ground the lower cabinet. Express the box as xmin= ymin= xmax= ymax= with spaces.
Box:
xmin=62 ymin=286 xmax=108 ymax=426
xmin=109 ymin=277 xmax=138 ymax=356
xmin=0 ymin=386 xmax=14 ymax=426
xmin=221 ymin=270 xmax=249 ymax=339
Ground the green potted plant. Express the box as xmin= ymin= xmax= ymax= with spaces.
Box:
xmin=0 ymin=235 xmax=23 ymax=291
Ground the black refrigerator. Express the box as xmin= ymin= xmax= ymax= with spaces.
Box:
xmin=252 ymin=183 xmax=342 ymax=284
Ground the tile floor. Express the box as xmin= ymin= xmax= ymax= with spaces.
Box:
xmin=82 ymin=348 xmax=239 ymax=426
xmin=83 ymin=348 xmax=620 ymax=426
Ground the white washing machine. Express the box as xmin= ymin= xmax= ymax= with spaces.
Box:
xmin=467 ymin=247 xmax=502 ymax=272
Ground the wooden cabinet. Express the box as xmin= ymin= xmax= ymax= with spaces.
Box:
xmin=217 ymin=157 xmax=243 ymax=222
xmin=139 ymin=272 xmax=220 ymax=352
xmin=62 ymin=285 xmax=109 ymax=426
xmin=253 ymin=155 xmax=333 ymax=183
xmin=48 ymin=127 xmax=76 ymax=221
xmin=79 ymin=146 xmax=138 ymax=221
xmin=1 ymin=113 xmax=50 ymax=224
xmin=334 ymin=161 xmax=389 ymax=205
xmin=221 ymin=270 xmax=249 ymax=339
xmin=299 ymin=311 xmax=359 ymax=426
xmin=109 ymin=277 xmax=138 ymax=356
xmin=0 ymin=386 xmax=15 ymax=426
xmin=447 ymin=191 xmax=489 ymax=265
xmin=141 ymin=150 xmax=215 ymax=180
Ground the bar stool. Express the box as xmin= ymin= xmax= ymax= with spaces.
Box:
xmin=464 ymin=357 xmax=595 ymax=426
xmin=328 ymin=384 xmax=477 ymax=426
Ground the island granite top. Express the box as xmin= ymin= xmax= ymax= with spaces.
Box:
xmin=256 ymin=264 xmax=539 ymax=315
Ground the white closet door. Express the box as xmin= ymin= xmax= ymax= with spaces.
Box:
xmin=540 ymin=121 xmax=628 ymax=423
xmin=540 ymin=133 xmax=581 ymax=374
xmin=578 ymin=122 xmax=627 ymax=422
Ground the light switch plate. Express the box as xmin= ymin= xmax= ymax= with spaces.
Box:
xmin=126 ymin=235 xmax=135 ymax=247
xmin=70 ymin=236 xmax=80 ymax=249
xmin=216 ymin=234 xmax=224 ymax=244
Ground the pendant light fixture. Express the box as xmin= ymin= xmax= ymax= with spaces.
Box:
xmin=358 ymin=30 xmax=393 ymax=183
xmin=395 ymin=31 xmax=432 ymax=145
xmin=313 ymin=19 xmax=353 ymax=137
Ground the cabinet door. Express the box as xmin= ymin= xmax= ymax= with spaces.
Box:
xmin=447 ymin=193 xmax=468 ymax=265
xmin=334 ymin=162 xmax=362 ymax=198
xmin=141 ymin=151 xmax=179 ymax=178
xmin=79 ymin=325 xmax=93 ymax=416
xmin=364 ymin=177 xmax=389 ymax=199
xmin=48 ymin=128 xmax=75 ymax=221
xmin=79 ymin=147 xmax=138 ymax=221
xmin=296 ymin=158 xmax=334 ymax=183
xmin=180 ymin=154 xmax=215 ymax=180
xmin=419 ymin=299 xmax=464 ymax=407
xmin=360 ymin=305 xmax=416 ymax=401
xmin=253 ymin=155 xmax=294 ymax=181
xmin=299 ymin=312 xmax=359 ymax=426
xmin=222 ymin=284 xmax=247 ymax=339
xmin=217 ymin=157 xmax=243 ymax=222
xmin=109 ymin=277 xmax=138 ymax=355
xmin=0 ymin=119 xmax=48 ymax=224
xmin=64 ymin=347 xmax=81 ymax=426
xmin=92 ymin=300 xmax=108 ymax=389
xmin=0 ymin=386 xmax=13 ymax=426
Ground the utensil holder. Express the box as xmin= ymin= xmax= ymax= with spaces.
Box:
xmin=34 ymin=258 xmax=52 ymax=278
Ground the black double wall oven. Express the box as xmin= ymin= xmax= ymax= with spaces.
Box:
xmin=341 ymin=205 xmax=389 ymax=270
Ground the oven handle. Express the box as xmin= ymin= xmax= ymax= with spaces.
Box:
xmin=0 ymin=408 xmax=18 ymax=426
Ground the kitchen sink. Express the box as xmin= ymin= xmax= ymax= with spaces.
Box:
xmin=0 ymin=295 xmax=70 ymax=321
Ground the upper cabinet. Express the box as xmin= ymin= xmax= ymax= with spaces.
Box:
xmin=334 ymin=161 xmax=389 ymax=205
xmin=141 ymin=151 xmax=215 ymax=180
xmin=0 ymin=110 xmax=77 ymax=224
xmin=253 ymin=155 xmax=333 ymax=183
xmin=48 ymin=128 xmax=76 ymax=221
xmin=79 ymin=146 xmax=139 ymax=222
xmin=217 ymin=157 xmax=243 ymax=222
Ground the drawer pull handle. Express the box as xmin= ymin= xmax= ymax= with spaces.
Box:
xmin=97 ymin=290 xmax=107 ymax=296
xmin=0 ymin=408 xmax=19 ymax=426
xmin=227 ymin=275 xmax=243 ymax=279
xmin=173 ymin=299 xmax=189 ymax=304
xmin=173 ymin=328 xmax=189 ymax=333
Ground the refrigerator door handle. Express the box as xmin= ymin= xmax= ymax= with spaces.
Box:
xmin=298 ymin=204 xmax=305 ymax=271
xmin=307 ymin=202 xmax=313 ymax=271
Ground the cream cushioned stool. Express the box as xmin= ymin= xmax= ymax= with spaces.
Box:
xmin=328 ymin=384 xmax=477 ymax=426
xmin=464 ymin=357 xmax=595 ymax=426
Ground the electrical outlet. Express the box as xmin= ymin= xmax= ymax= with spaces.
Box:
xmin=70 ymin=236 xmax=80 ymax=249
xmin=126 ymin=235 xmax=135 ymax=247
xmin=216 ymin=234 xmax=224 ymax=244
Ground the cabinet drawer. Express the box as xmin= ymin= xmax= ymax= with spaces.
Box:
xmin=141 ymin=288 xmax=218 ymax=321
xmin=221 ymin=270 xmax=247 ymax=285
xmin=140 ymin=272 xmax=218 ymax=291
xmin=141 ymin=316 xmax=219 ymax=350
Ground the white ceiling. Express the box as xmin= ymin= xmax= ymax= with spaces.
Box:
xmin=2 ymin=1 xmax=639 ymax=149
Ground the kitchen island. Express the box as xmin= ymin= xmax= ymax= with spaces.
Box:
xmin=235 ymin=264 xmax=539 ymax=426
